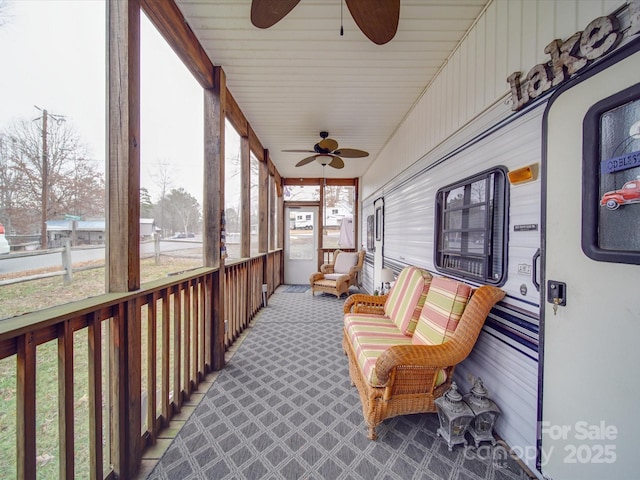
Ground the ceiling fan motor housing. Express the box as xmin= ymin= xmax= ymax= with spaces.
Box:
xmin=314 ymin=143 xmax=332 ymax=154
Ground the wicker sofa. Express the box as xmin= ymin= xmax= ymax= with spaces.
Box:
xmin=343 ymin=266 xmax=505 ymax=439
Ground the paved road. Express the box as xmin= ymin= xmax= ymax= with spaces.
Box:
xmin=0 ymin=240 xmax=202 ymax=275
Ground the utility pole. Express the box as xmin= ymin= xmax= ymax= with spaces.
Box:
xmin=34 ymin=106 xmax=64 ymax=250
xmin=40 ymin=109 xmax=48 ymax=249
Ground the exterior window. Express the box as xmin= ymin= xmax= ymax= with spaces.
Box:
xmin=323 ymin=184 xmax=355 ymax=249
xmin=250 ymin=152 xmax=259 ymax=255
xmin=582 ymin=84 xmax=640 ymax=264
xmin=435 ymin=168 xmax=508 ymax=284
xmin=225 ymin=120 xmax=242 ymax=259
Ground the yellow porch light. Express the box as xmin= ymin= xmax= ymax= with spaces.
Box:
xmin=508 ymin=163 xmax=538 ymax=185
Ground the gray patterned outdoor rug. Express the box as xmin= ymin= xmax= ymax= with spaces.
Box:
xmin=283 ymin=284 xmax=309 ymax=293
xmin=147 ymin=288 xmax=530 ymax=480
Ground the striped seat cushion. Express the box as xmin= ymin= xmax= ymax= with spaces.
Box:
xmin=345 ymin=314 xmax=413 ymax=386
xmin=383 ymin=266 xmax=432 ymax=336
xmin=412 ymin=277 xmax=473 ymax=346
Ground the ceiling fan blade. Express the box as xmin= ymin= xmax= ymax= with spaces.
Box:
xmin=295 ymin=156 xmax=317 ymax=167
xmin=334 ymin=148 xmax=369 ymax=158
xmin=317 ymin=138 xmax=339 ymax=152
xmin=329 ymin=156 xmax=345 ymax=169
xmin=282 ymin=149 xmax=315 ymax=153
xmin=251 ymin=0 xmax=301 ymax=29
xmin=345 ymin=0 xmax=400 ymax=45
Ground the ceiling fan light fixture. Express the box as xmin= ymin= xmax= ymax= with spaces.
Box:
xmin=316 ymin=155 xmax=333 ymax=166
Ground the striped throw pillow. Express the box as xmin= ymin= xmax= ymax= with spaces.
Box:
xmin=412 ymin=277 xmax=473 ymax=346
xmin=383 ymin=267 xmax=432 ymax=336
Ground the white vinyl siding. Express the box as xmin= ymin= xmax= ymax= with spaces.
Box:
xmin=361 ymin=102 xmax=545 ymax=475
xmin=362 ymin=0 xmax=626 ymax=200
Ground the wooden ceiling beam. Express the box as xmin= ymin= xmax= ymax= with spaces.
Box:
xmin=140 ymin=0 xmax=283 ymax=183
xmin=140 ymin=0 xmax=214 ymax=89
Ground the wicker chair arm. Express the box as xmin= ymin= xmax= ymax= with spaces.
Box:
xmin=343 ymin=293 xmax=387 ymax=314
xmin=320 ymin=264 xmax=335 ymax=274
xmin=349 ymin=263 xmax=363 ymax=276
xmin=309 ymin=272 xmax=325 ymax=283
xmin=375 ymin=343 xmax=462 ymax=385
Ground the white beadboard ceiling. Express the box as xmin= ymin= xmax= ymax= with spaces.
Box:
xmin=174 ymin=0 xmax=490 ymax=179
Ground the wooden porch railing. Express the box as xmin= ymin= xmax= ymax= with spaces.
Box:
xmin=0 ymin=250 xmax=282 ymax=479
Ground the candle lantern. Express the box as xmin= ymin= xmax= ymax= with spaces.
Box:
xmin=380 ymin=268 xmax=394 ymax=294
xmin=463 ymin=378 xmax=501 ymax=447
xmin=434 ymin=382 xmax=474 ymax=451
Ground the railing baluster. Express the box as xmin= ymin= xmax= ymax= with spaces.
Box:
xmin=59 ymin=319 xmax=75 ymax=479
xmin=183 ymin=282 xmax=191 ymax=396
xmin=161 ymin=290 xmax=170 ymax=426
xmin=204 ymin=274 xmax=212 ymax=370
xmin=88 ymin=312 xmax=103 ymax=480
xmin=173 ymin=285 xmax=182 ymax=410
xmin=147 ymin=293 xmax=157 ymax=443
xmin=198 ymin=280 xmax=206 ymax=378
xmin=17 ymin=332 xmax=36 ymax=480
xmin=191 ymin=280 xmax=198 ymax=385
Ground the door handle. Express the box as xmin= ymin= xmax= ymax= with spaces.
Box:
xmin=532 ymin=248 xmax=541 ymax=292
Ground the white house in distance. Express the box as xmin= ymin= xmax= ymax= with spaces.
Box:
xmin=46 ymin=218 xmax=157 ymax=247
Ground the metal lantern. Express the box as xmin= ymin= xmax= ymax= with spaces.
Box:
xmin=435 ymin=382 xmax=475 ymax=451
xmin=463 ymin=378 xmax=501 ymax=447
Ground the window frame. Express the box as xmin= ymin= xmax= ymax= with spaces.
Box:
xmin=434 ymin=167 xmax=509 ymax=285
xmin=582 ymin=82 xmax=640 ymax=265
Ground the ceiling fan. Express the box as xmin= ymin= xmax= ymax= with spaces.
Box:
xmin=283 ymin=131 xmax=369 ymax=169
xmin=250 ymin=0 xmax=400 ymax=45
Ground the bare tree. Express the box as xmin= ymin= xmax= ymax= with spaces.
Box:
xmin=0 ymin=116 xmax=105 ymax=237
xmin=157 ymin=187 xmax=200 ymax=235
xmin=0 ymin=134 xmax=17 ymax=230
xmin=149 ymin=161 xmax=174 ymax=237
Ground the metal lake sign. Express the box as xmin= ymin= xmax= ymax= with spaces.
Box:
xmin=507 ymin=1 xmax=640 ymax=111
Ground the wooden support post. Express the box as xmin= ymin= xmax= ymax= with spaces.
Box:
xmin=205 ymin=66 xmax=226 ymax=371
xmin=259 ymin=151 xmax=269 ymax=255
xmin=277 ymin=193 xmax=284 ymax=250
xmin=240 ymin=134 xmax=250 ymax=258
xmin=269 ymin=175 xmax=276 ymax=252
xmin=107 ymin=1 xmax=142 ymax=477
xmin=107 ymin=0 xmax=141 ymax=294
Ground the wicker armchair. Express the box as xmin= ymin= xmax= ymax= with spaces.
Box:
xmin=310 ymin=250 xmax=365 ymax=298
xmin=343 ymin=283 xmax=505 ymax=439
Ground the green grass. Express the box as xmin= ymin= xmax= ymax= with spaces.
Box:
xmin=0 ymin=255 xmax=202 ymax=479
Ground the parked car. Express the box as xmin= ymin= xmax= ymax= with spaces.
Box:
xmin=600 ymin=179 xmax=640 ymax=210
xmin=0 ymin=223 xmax=9 ymax=255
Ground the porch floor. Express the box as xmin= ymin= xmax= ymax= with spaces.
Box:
xmin=138 ymin=285 xmax=534 ymax=480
